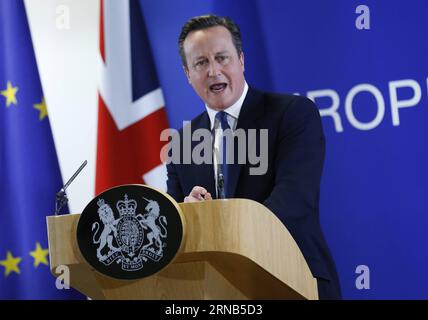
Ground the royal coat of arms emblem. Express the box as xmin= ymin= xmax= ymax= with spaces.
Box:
xmin=77 ymin=185 xmax=183 ymax=280
xmin=92 ymin=194 xmax=167 ymax=271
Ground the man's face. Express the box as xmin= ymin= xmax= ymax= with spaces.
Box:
xmin=183 ymin=26 xmax=245 ymax=111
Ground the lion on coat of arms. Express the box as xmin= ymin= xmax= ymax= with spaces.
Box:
xmin=92 ymin=199 xmax=120 ymax=261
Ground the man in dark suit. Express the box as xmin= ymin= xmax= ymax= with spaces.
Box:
xmin=166 ymin=14 xmax=342 ymax=299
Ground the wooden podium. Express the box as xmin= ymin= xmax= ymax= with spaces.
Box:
xmin=47 ymin=199 xmax=318 ymax=300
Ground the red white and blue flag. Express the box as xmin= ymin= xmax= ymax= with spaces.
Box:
xmin=96 ymin=0 xmax=169 ymax=195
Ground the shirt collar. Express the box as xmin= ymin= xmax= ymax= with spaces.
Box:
xmin=205 ymin=81 xmax=249 ymax=130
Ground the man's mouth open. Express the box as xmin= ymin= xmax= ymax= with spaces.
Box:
xmin=209 ymin=83 xmax=227 ymax=93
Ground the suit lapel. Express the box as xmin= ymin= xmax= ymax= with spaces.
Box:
xmin=227 ymin=88 xmax=265 ymax=198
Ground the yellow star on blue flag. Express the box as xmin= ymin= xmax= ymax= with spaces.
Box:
xmin=1 ymin=81 xmax=18 ymax=107
xmin=29 ymin=242 xmax=49 ymax=268
xmin=34 ymin=97 xmax=48 ymax=120
xmin=0 ymin=252 xmax=22 ymax=277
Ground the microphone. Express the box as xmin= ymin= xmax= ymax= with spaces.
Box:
xmin=55 ymin=160 xmax=87 ymax=215
xmin=217 ymin=172 xmax=225 ymax=199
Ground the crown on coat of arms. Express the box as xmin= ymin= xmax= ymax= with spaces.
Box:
xmin=97 ymin=198 xmax=107 ymax=208
xmin=116 ymin=194 xmax=137 ymax=216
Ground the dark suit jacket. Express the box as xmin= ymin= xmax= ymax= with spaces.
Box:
xmin=166 ymin=87 xmax=342 ymax=299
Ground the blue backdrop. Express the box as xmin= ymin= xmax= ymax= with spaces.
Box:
xmin=139 ymin=0 xmax=428 ymax=299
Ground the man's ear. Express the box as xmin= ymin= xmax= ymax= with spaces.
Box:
xmin=239 ymin=52 xmax=245 ymax=72
xmin=183 ymin=66 xmax=191 ymax=84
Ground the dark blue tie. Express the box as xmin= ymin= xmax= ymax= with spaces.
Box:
xmin=215 ymin=111 xmax=231 ymax=198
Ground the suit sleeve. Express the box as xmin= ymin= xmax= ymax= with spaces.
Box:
xmin=166 ymin=162 xmax=185 ymax=203
xmin=263 ymin=96 xmax=325 ymax=225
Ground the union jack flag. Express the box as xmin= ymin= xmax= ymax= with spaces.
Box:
xmin=96 ymin=0 xmax=169 ymax=195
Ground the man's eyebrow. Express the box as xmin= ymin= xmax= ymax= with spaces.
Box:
xmin=192 ymin=51 xmax=230 ymax=62
xmin=193 ymin=55 xmax=207 ymax=61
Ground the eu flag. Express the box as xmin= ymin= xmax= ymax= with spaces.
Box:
xmin=0 ymin=0 xmax=83 ymax=299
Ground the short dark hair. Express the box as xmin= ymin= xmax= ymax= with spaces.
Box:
xmin=178 ymin=14 xmax=243 ymax=67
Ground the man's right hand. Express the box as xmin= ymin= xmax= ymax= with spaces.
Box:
xmin=184 ymin=186 xmax=212 ymax=202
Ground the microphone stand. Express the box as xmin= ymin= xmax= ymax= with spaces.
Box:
xmin=55 ymin=160 xmax=87 ymax=215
